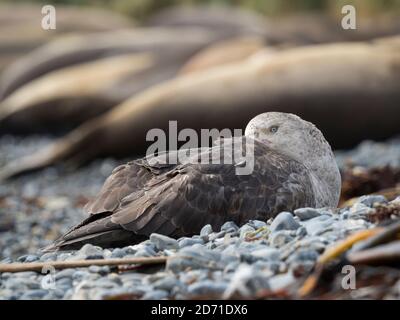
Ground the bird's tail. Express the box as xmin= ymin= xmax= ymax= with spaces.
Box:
xmin=41 ymin=214 xmax=146 ymax=252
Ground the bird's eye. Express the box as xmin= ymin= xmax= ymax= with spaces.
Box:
xmin=270 ymin=126 xmax=279 ymax=133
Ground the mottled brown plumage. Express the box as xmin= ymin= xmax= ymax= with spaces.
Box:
xmin=46 ymin=112 xmax=340 ymax=251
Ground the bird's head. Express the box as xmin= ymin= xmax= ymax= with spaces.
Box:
xmin=245 ymin=111 xmax=341 ymax=207
xmin=245 ymin=112 xmax=333 ymax=164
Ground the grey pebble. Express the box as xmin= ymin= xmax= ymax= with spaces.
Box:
xmin=220 ymin=221 xmax=239 ymax=232
xmin=270 ymin=212 xmax=300 ymax=232
xmin=76 ymin=244 xmax=104 ymax=260
xmin=142 ymin=289 xmax=169 ymax=300
xmin=303 ymin=216 xmax=334 ymax=236
xmin=153 ymin=277 xmax=181 ymax=291
xmin=249 ymin=220 xmax=267 ymax=229
xmin=72 ymin=270 xmax=91 ymax=281
xmin=178 ymin=237 xmax=204 ymax=248
xmin=150 ymin=233 xmax=179 ymax=251
xmin=134 ymin=246 xmax=157 ymax=257
xmin=357 ymin=195 xmax=387 ymax=207
xmin=294 ymin=208 xmax=322 ymax=221
xmin=200 ymin=224 xmax=213 ymax=237
xmin=239 ymin=225 xmax=255 ymax=238
xmin=188 ymin=280 xmax=228 ymax=296
xmin=208 ymin=230 xmax=226 ymax=241
xmin=110 ymin=248 xmax=125 ymax=259
xmin=55 ymin=268 xmax=75 ymax=280
xmin=269 ymin=273 xmax=296 ymax=291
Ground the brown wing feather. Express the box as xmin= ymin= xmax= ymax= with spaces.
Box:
xmin=50 ymin=137 xmax=316 ymax=250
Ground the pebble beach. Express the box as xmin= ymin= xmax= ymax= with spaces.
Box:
xmin=1 ymin=135 xmax=400 ymax=300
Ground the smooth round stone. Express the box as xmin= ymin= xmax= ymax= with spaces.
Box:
xmin=220 ymin=221 xmax=239 ymax=232
xmin=200 ymin=224 xmax=213 ymax=237
xmin=142 ymin=289 xmax=169 ymax=300
xmin=76 ymin=244 xmax=104 ymax=260
xmin=187 ymin=280 xmax=228 ymax=296
xmin=357 ymin=195 xmax=387 ymax=207
xmin=40 ymin=252 xmax=57 ymax=262
xmin=268 ymin=273 xmax=296 ymax=291
xmin=103 ymin=249 xmax=112 ymax=259
xmin=110 ymin=248 xmax=125 ymax=259
xmin=251 ymin=248 xmax=280 ymax=261
xmin=270 ymin=212 xmax=300 ymax=232
xmin=178 ymin=237 xmax=204 ymax=248
xmin=55 ymin=269 xmax=75 ymax=280
xmin=294 ymin=208 xmax=322 ymax=221
xmin=303 ymin=216 xmax=334 ymax=236
xmin=152 ymin=277 xmax=181 ymax=291
xmin=249 ymin=220 xmax=267 ymax=229
xmin=72 ymin=270 xmax=91 ymax=281
xmin=150 ymin=233 xmax=179 ymax=251
xmin=239 ymin=225 xmax=255 ymax=238
xmin=208 ymin=230 xmax=226 ymax=241
xmin=88 ymin=265 xmax=110 ymax=275
xmin=134 ymin=247 xmax=157 ymax=257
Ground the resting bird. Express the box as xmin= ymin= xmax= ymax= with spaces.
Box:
xmin=46 ymin=112 xmax=341 ymax=251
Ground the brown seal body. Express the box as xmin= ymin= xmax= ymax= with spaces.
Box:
xmin=0 ymin=28 xmax=221 ymax=99
xmin=0 ymin=3 xmax=133 ymax=73
xmin=1 ymin=39 xmax=400 ymax=179
xmin=147 ymin=6 xmax=400 ymax=44
xmin=0 ymin=31 xmax=217 ymax=134
xmin=179 ymin=36 xmax=268 ymax=74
